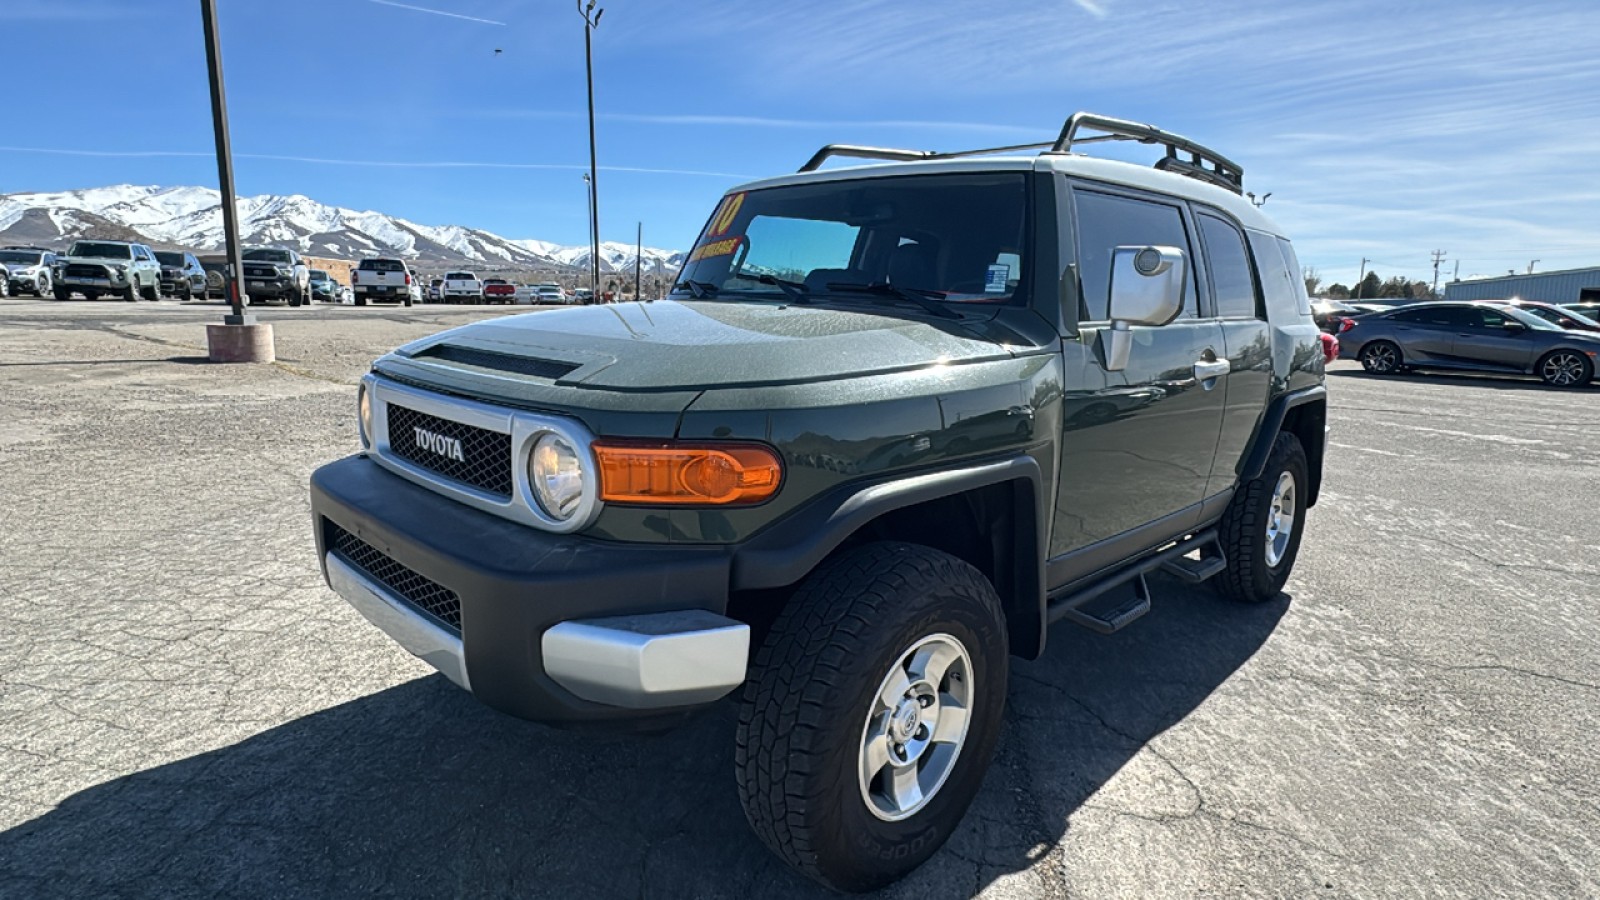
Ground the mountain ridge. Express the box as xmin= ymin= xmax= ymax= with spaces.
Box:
xmin=0 ymin=184 xmax=685 ymax=273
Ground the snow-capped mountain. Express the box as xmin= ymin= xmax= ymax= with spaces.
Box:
xmin=0 ymin=185 xmax=685 ymax=273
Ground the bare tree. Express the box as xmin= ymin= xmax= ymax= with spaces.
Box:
xmin=1302 ymin=267 xmax=1322 ymax=297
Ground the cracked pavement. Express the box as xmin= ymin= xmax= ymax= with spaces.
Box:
xmin=2 ymin=298 xmax=1597 ymax=898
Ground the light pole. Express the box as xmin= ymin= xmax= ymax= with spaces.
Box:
xmin=578 ymin=1 xmax=603 ymax=302
xmin=582 ymin=172 xmax=595 ymax=301
xmin=634 ymin=220 xmax=642 ymax=302
xmin=199 ymin=0 xmax=272 ymax=362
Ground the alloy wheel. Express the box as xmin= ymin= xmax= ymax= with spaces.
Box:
xmin=858 ymin=633 xmax=973 ymax=821
xmin=1265 ymin=471 xmax=1297 ymax=567
xmin=1541 ymin=352 xmax=1585 ymax=386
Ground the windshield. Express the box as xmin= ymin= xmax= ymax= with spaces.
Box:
xmin=674 ymin=173 xmax=1029 ymax=306
xmin=310 ymin=270 xmax=330 ymax=282
xmin=67 ymin=241 xmax=132 ymax=260
xmin=1497 ymin=306 xmax=1560 ymax=331
xmin=0 ymin=250 xmax=42 ymax=264
xmin=243 ymin=249 xmax=291 ymax=263
xmin=154 ymin=252 xmax=185 ymax=266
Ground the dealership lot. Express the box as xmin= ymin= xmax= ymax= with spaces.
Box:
xmin=1 ymin=298 xmax=1596 ymax=898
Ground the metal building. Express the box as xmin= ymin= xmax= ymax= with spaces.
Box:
xmin=1444 ymin=266 xmax=1600 ymax=304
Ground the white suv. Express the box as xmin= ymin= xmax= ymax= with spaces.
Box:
xmin=442 ymin=271 xmax=482 ymax=303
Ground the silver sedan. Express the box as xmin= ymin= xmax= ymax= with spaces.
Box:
xmin=1339 ymin=301 xmax=1600 ymax=387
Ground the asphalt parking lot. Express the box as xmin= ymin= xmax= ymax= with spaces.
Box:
xmin=2 ymin=296 xmax=1597 ymax=898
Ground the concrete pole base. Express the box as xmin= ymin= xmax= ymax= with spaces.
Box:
xmin=206 ymin=319 xmax=275 ymax=363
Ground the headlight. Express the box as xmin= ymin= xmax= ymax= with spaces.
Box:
xmin=529 ymin=433 xmax=586 ymax=520
xmin=357 ymin=384 xmax=373 ymax=448
xmin=111 ymin=264 xmax=127 ymax=275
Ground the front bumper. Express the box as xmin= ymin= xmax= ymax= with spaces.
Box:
xmin=245 ymin=279 xmax=294 ymax=299
xmin=310 ymin=455 xmax=746 ymax=727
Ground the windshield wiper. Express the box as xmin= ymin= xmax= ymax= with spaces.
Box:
xmin=673 ymin=279 xmax=720 ymax=299
xmin=823 ymin=281 xmax=960 ymax=320
xmin=754 ymin=273 xmax=812 ymax=304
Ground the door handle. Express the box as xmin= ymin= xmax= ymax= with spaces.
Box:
xmin=1193 ymin=359 xmax=1231 ymax=381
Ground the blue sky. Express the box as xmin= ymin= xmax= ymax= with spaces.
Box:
xmin=2 ymin=0 xmax=1597 ymax=287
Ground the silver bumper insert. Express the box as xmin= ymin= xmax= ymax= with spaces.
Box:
xmin=542 ymin=611 xmax=749 ymax=709
xmin=325 ymin=553 xmax=471 ymax=691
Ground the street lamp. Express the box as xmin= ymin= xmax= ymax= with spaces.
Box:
xmin=578 ymin=1 xmax=603 ymax=301
xmin=198 ymin=0 xmax=272 ymax=363
xmin=582 ymin=172 xmax=595 ymax=302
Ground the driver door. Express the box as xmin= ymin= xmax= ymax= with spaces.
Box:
xmin=1450 ymin=306 xmax=1537 ymax=371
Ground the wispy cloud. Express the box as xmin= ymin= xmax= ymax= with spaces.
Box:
xmin=1069 ymin=0 xmax=1109 ymax=19
xmin=365 ymin=0 xmax=504 ymax=26
xmin=0 ymin=146 xmax=749 ymax=179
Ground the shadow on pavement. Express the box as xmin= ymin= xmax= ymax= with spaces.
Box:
xmin=1328 ymin=367 xmax=1595 ymax=392
xmin=0 ymin=578 xmax=1285 ymax=898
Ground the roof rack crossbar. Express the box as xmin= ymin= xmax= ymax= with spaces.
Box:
xmin=798 ymin=145 xmax=936 ymax=172
xmin=1052 ymin=112 xmax=1244 ymax=194
xmin=796 ymin=112 xmax=1243 ymax=194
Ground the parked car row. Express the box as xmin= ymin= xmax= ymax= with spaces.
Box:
xmin=415 ymin=269 xmax=581 ymax=304
xmin=1337 ymin=300 xmax=1600 ymax=387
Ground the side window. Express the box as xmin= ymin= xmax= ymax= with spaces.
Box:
xmin=1275 ymin=238 xmax=1313 ymax=316
xmin=1198 ymin=213 xmax=1258 ymax=318
xmin=1466 ymin=308 xmax=1510 ymax=329
xmin=1390 ymin=309 xmax=1438 ymax=325
xmin=1247 ymin=230 xmax=1306 ymax=322
xmin=1072 ymin=189 xmax=1197 ymax=321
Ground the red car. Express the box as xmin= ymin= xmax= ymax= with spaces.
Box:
xmin=481 ymin=278 xmax=517 ymax=304
xmin=1318 ymin=332 xmax=1339 ymax=365
xmin=1483 ymin=299 xmax=1600 ymax=332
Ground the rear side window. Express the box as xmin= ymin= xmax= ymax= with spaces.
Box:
xmin=1073 ymin=189 xmax=1197 ymax=321
xmin=1246 ymin=231 xmax=1309 ymax=323
xmin=1198 ymin=213 xmax=1258 ymax=318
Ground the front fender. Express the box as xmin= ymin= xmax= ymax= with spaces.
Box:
xmin=731 ymin=454 xmax=1049 ymax=658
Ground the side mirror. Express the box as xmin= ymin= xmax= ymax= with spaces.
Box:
xmin=1102 ymin=246 xmax=1186 ymax=371
xmin=1502 ymin=320 xmax=1527 ymax=332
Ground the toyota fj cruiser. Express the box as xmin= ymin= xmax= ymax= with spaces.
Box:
xmin=309 ymin=112 xmax=1326 ymax=892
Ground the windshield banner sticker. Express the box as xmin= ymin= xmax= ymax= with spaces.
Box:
xmin=707 ymin=192 xmax=747 ymax=237
xmin=689 ymin=235 xmax=745 ymax=263
xmin=985 ymin=264 xmax=1010 ymax=293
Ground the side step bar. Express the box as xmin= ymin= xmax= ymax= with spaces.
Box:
xmin=1046 ymin=530 xmax=1224 ymax=634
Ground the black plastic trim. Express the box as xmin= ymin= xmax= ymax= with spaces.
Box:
xmin=732 ymin=455 xmax=1047 ymax=657
xmin=1239 ymin=384 xmax=1327 ymax=487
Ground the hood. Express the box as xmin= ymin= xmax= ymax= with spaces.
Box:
xmin=395 ymin=299 xmax=1021 ymax=391
xmin=58 ymin=254 xmax=128 ymax=265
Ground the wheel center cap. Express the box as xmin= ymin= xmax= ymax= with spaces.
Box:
xmin=891 ymin=699 xmax=920 ymax=742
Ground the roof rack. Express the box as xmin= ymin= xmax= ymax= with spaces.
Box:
xmin=797 ymin=111 xmax=1244 ymax=194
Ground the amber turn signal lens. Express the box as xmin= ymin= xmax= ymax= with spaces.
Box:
xmin=594 ymin=442 xmax=782 ymax=505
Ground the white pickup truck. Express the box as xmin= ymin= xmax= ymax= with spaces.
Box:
xmin=442 ymin=271 xmax=482 ymax=303
xmin=351 ymin=258 xmax=415 ymax=307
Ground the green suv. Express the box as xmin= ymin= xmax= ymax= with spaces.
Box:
xmin=309 ymin=113 xmax=1326 ymax=892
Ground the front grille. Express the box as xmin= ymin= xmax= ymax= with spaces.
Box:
xmin=386 ymin=403 xmax=514 ymax=497
xmin=64 ymin=264 xmax=106 ymax=279
xmin=327 ymin=522 xmax=461 ymax=631
xmin=415 ymin=344 xmax=580 ymax=380
xmin=244 ymin=265 xmax=278 ymax=278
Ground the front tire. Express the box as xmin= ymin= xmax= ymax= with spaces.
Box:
xmin=123 ymin=281 xmax=138 ymax=302
xmin=1537 ymin=350 xmax=1592 ymax=387
xmin=54 ymin=287 xmax=71 ymax=301
xmin=142 ymin=280 xmax=160 ymax=301
xmin=1215 ymin=432 xmax=1308 ymax=603
xmin=736 ymin=542 xmax=1008 ymax=893
xmin=1359 ymin=340 xmax=1402 ymax=374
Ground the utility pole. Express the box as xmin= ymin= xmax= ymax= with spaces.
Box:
xmin=1355 ymin=258 xmax=1369 ymax=299
xmin=199 ymin=0 xmax=272 ymax=362
xmin=1430 ymin=249 xmax=1447 ymax=297
xmin=578 ymin=1 xmax=603 ymax=302
xmin=1527 ymin=259 xmax=1539 ymax=275
xmin=634 ymin=221 xmax=642 ymax=302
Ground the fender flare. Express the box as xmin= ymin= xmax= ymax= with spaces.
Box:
xmin=1238 ymin=384 xmax=1327 ymax=505
xmin=731 ymin=454 xmax=1049 ymax=658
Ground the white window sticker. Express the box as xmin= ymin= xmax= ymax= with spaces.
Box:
xmin=985 ymin=264 xmax=1010 ymax=293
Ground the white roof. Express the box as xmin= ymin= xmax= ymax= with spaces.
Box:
xmin=730 ymin=151 xmax=1286 ymax=239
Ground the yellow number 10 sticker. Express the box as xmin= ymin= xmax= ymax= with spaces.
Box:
xmin=707 ymin=192 xmax=746 ymax=237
